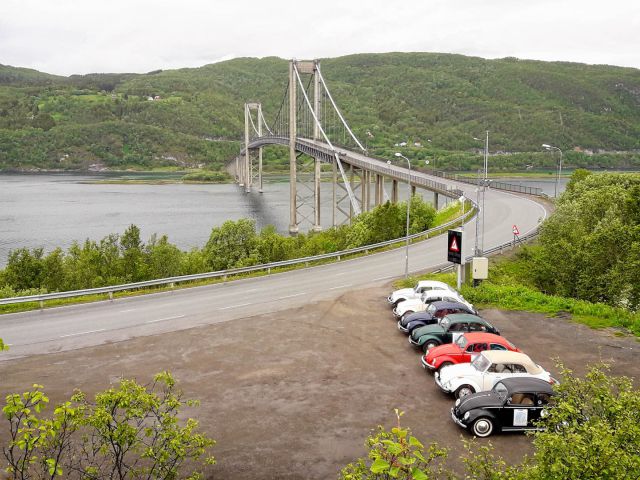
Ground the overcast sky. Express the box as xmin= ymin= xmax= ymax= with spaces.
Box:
xmin=1 ymin=0 xmax=639 ymax=76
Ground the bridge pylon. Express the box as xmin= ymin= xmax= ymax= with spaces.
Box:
xmin=243 ymin=102 xmax=264 ymax=193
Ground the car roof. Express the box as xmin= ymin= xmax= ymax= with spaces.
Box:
xmin=429 ymin=300 xmax=471 ymax=310
xmin=417 ymin=280 xmax=454 ymax=290
xmin=443 ymin=313 xmax=483 ymax=323
xmin=480 ymin=351 xmax=543 ymax=373
xmin=497 ymin=377 xmax=554 ymax=395
xmin=460 ymin=332 xmax=507 ymax=343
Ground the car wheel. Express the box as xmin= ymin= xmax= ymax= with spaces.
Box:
xmin=437 ymin=361 xmax=453 ymax=372
xmin=455 ymin=384 xmax=475 ymax=399
xmin=472 ymin=417 xmax=494 ymax=437
xmin=422 ymin=340 xmax=439 ymax=353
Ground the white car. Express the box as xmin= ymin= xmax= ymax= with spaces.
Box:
xmin=435 ymin=350 xmax=555 ymax=399
xmin=387 ymin=280 xmax=455 ymax=307
xmin=393 ymin=290 xmax=474 ymax=319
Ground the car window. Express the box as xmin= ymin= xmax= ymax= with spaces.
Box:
xmin=427 ymin=304 xmax=437 ymax=314
xmin=511 ymin=364 xmax=527 ymax=373
xmin=537 ymin=393 xmax=553 ymax=405
xmin=473 ymin=343 xmax=488 ymax=352
xmin=490 ymin=343 xmax=508 ymax=351
xmin=494 ymin=381 xmax=508 ymax=397
xmin=468 ymin=322 xmax=488 ymax=332
xmin=492 ymin=363 xmax=512 ymax=374
xmin=456 ymin=335 xmax=468 ymax=349
xmin=472 ymin=354 xmax=491 ymax=372
xmin=509 ymin=393 xmax=535 ymax=406
xmin=448 ymin=322 xmax=466 ymax=332
xmin=440 ymin=317 xmax=450 ymax=329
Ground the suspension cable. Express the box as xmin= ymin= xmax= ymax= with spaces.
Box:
xmin=316 ymin=65 xmax=366 ymax=152
xmin=293 ymin=63 xmax=361 ymax=215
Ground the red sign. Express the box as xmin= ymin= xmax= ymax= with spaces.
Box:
xmin=449 ymin=236 xmax=460 ymax=252
xmin=512 ymin=225 xmax=520 ymax=235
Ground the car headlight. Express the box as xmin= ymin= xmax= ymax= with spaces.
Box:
xmin=463 ymin=412 xmax=470 ymax=420
xmin=455 ymin=399 xmax=460 ymax=407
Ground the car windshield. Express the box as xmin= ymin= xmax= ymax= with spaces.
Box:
xmin=427 ymin=303 xmax=437 ymax=314
xmin=493 ymin=381 xmax=508 ymax=398
xmin=414 ymin=285 xmax=421 ymax=293
xmin=471 ymin=354 xmax=491 ymax=372
xmin=455 ymin=335 xmax=468 ymax=349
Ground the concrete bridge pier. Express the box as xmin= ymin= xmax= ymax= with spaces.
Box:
xmin=392 ymin=179 xmax=399 ymax=203
xmin=312 ymin=157 xmax=322 ymax=232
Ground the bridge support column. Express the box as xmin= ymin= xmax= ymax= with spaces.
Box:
xmin=289 ymin=60 xmax=298 ymax=234
xmin=313 ymin=157 xmax=322 ymax=232
xmin=258 ymin=104 xmax=263 ymax=193
xmin=434 ymin=192 xmax=439 ymax=209
xmin=363 ymin=170 xmax=370 ymax=212
xmin=392 ymin=179 xmax=399 ymax=203
xmin=411 ymin=185 xmax=416 ymax=197
xmin=374 ymin=174 xmax=382 ymax=206
xmin=332 ymin=159 xmax=337 ymax=227
xmin=244 ymin=103 xmax=251 ymax=193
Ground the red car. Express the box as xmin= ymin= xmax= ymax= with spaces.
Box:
xmin=421 ymin=332 xmax=520 ymax=372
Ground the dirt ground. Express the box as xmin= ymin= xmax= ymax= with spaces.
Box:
xmin=0 ymin=285 xmax=638 ymax=479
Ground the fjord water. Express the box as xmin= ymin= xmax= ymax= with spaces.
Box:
xmin=0 ymin=173 xmax=566 ymax=267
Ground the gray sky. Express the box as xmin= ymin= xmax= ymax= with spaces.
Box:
xmin=1 ymin=0 xmax=639 ymax=76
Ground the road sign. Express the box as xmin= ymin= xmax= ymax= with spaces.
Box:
xmin=448 ymin=230 xmax=462 ymax=264
xmin=512 ymin=224 xmax=520 ymax=235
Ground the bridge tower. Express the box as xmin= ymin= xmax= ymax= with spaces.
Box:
xmin=288 ymin=60 xmax=323 ymax=234
xmin=243 ymin=102 xmax=264 ymax=193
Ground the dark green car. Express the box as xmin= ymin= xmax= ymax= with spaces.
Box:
xmin=409 ymin=314 xmax=500 ymax=353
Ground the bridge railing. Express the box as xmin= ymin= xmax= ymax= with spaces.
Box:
xmin=428 ymin=170 xmax=545 ymax=196
xmin=0 ymin=203 xmax=479 ymax=307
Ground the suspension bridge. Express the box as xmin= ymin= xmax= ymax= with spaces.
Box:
xmin=237 ymin=59 xmax=463 ymax=234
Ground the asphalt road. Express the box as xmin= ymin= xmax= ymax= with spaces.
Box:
xmin=0 ymin=179 xmax=548 ymax=361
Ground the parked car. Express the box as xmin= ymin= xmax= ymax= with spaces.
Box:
xmin=398 ymin=301 xmax=477 ymax=334
xmin=387 ymin=280 xmax=455 ymax=307
xmin=435 ymin=350 xmax=556 ymax=399
xmin=421 ymin=332 xmax=520 ymax=372
xmin=451 ymin=377 xmax=555 ymax=437
xmin=392 ymin=289 xmax=473 ymax=319
xmin=409 ymin=313 xmax=499 ymax=351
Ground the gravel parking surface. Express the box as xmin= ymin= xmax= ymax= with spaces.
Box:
xmin=1 ymin=285 xmax=638 ymax=479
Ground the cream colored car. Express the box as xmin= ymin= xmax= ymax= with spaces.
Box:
xmin=435 ymin=350 xmax=555 ymax=399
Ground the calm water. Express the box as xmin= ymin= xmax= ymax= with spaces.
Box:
xmin=0 ymin=173 xmax=563 ymax=266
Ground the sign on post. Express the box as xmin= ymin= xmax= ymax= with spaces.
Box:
xmin=447 ymin=230 xmax=462 ymax=264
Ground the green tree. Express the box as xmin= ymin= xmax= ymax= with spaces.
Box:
xmin=3 ymin=248 xmax=45 ymax=290
xmin=2 ymin=372 xmax=216 ymax=479
xmin=203 ymin=219 xmax=258 ymax=271
xmin=528 ymin=363 xmax=640 ymax=480
xmin=339 ymin=410 xmax=449 ymax=480
xmin=120 ymin=224 xmax=146 ymax=282
xmin=146 ymin=234 xmax=182 ymax=278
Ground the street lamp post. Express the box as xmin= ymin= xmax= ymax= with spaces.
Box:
xmin=473 ymin=131 xmax=489 ymax=180
xmin=542 ymin=144 xmax=563 ymax=197
xmin=457 ymin=195 xmax=466 ymax=290
xmin=387 ymin=152 xmax=412 ymax=279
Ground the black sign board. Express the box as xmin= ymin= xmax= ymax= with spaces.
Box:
xmin=447 ymin=230 xmax=462 ymax=264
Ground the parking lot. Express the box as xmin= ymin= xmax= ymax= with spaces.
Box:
xmin=0 ymin=284 xmax=638 ymax=479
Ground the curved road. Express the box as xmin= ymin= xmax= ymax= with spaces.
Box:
xmin=0 ymin=178 xmax=548 ymax=361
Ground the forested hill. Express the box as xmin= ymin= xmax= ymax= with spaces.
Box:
xmin=1 ymin=53 xmax=639 ymax=173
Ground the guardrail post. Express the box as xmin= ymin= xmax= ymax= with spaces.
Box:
xmin=109 ymin=292 xmax=113 ymax=301
xmin=337 ymin=255 xmax=341 ymax=261
xmin=268 ymin=267 xmax=271 ymax=274
xmin=169 ymin=282 xmax=175 ymax=289
xmin=223 ymin=275 xmax=227 ymax=282
xmin=39 ymin=300 xmax=44 ymax=310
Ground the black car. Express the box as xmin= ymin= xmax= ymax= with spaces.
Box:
xmin=451 ymin=377 xmax=555 ymax=437
xmin=397 ymin=300 xmax=476 ymax=334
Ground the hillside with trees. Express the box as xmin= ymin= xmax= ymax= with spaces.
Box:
xmin=1 ymin=53 xmax=639 ymax=173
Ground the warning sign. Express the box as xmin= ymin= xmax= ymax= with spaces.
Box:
xmin=447 ymin=230 xmax=462 ymax=264
xmin=512 ymin=225 xmax=520 ymax=235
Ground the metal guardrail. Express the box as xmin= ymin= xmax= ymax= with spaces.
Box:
xmin=430 ymin=170 xmax=545 ymax=196
xmin=430 ymin=229 xmax=540 ymax=275
xmin=0 ymin=203 xmax=477 ymax=307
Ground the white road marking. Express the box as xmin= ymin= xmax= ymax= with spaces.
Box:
xmin=330 ymin=284 xmax=352 ymax=290
xmin=219 ymin=303 xmax=252 ymax=310
xmin=145 ymin=314 xmax=186 ymax=324
xmin=333 ymin=272 xmax=347 ymax=276
xmin=119 ymin=309 xmax=137 ymax=313
xmin=60 ymin=329 xmax=106 ymax=338
xmin=277 ymin=292 xmax=307 ymax=300
xmin=373 ymin=276 xmax=393 ymax=281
